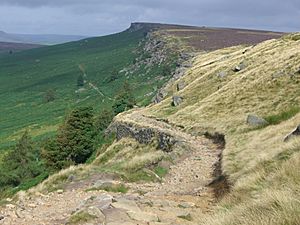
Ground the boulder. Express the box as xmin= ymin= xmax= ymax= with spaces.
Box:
xmin=247 ymin=115 xmax=268 ymax=126
xmin=233 ymin=62 xmax=246 ymax=72
xmin=93 ymin=194 xmax=114 ymax=210
xmin=56 ymin=189 xmax=64 ymax=194
xmin=158 ymin=132 xmax=177 ymax=152
xmin=67 ymin=174 xmax=75 ymax=182
xmin=178 ymin=202 xmax=195 ymax=208
xmin=112 ymin=199 xmax=141 ymax=212
xmin=217 ymin=71 xmax=227 ymax=78
xmin=0 ymin=215 xmax=4 ymax=221
xmin=180 ymin=53 xmax=191 ymax=61
xmin=93 ymin=180 xmax=115 ymax=189
xmin=284 ymin=125 xmax=300 ymax=142
xmin=152 ymin=89 xmax=168 ymax=103
xmin=177 ymin=81 xmax=186 ymax=91
xmin=86 ymin=206 xmax=106 ymax=220
xmin=172 ymin=96 xmax=183 ymax=106
xmin=127 ymin=211 xmax=159 ymax=223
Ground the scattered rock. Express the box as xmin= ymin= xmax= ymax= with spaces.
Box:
xmin=172 ymin=96 xmax=183 ymax=106
xmin=152 ymin=89 xmax=168 ymax=103
xmin=112 ymin=199 xmax=141 ymax=212
xmin=94 ymin=194 xmax=114 ymax=210
xmin=272 ymin=70 xmax=285 ymax=79
xmin=67 ymin=174 xmax=76 ymax=182
xmin=178 ymin=202 xmax=195 ymax=208
xmin=86 ymin=206 xmax=106 ymax=221
xmin=284 ymin=125 xmax=300 ymax=142
xmin=177 ymin=211 xmax=192 ymax=221
xmin=158 ymin=133 xmax=177 ymax=152
xmin=28 ymin=203 xmax=37 ymax=208
xmin=6 ymin=204 xmax=16 ymax=209
xmin=56 ymin=189 xmax=64 ymax=194
xmin=247 ymin=114 xmax=268 ymax=126
xmin=180 ymin=53 xmax=191 ymax=61
xmin=217 ymin=71 xmax=227 ymax=78
xmin=127 ymin=211 xmax=159 ymax=223
xmin=182 ymin=62 xmax=193 ymax=68
xmin=93 ymin=180 xmax=115 ymax=189
xmin=177 ymin=81 xmax=186 ymax=91
xmin=233 ymin=62 xmax=246 ymax=72
xmin=173 ymin=67 xmax=186 ymax=79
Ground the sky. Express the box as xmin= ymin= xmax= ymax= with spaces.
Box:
xmin=0 ymin=0 xmax=299 ymax=36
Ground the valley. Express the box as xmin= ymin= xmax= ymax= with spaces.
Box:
xmin=1 ymin=23 xmax=299 ymax=225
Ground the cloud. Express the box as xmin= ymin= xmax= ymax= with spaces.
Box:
xmin=0 ymin=0 xmax=299 ymax=35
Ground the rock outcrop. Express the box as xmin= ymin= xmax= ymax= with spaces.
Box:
xmin=284 ymin=125 xmax=300 ymax=142
xmin=172 ymin=96 xmax=183 ymax=106
xmin=246 ymin=114 xmax=268 ymax=126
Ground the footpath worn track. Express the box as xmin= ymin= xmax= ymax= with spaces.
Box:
xmin=0 ymin=113 xmax=222 ymax=225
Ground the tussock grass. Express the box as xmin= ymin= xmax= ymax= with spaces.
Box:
xmin=264 ymin=106 xmax=300 ymax=125
xmin=93 ymin=138 xmax=168 ymax=182
xmin=67 ymin=211 xmax=97 ymax=224
xmin=86 ymin=183 xmax=128 ymax=193
xmin=115 ymin=33 xmax=300 ymax=224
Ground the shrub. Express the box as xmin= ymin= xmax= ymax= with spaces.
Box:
xmin=0 ymin=131 xmax=44 ymax=187
xmin=44 ymin=89 xmax=56 ymax=103
xmin=112 ymin=82 xmax=136 ymax=115
xmin=95 ymin=109 xmax=114 ymax=132
xmin=42 ymin=107 xmax=96 ymax=169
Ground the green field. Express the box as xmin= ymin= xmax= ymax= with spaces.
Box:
xmin=0 ymin=28 xmax=174 ymax=153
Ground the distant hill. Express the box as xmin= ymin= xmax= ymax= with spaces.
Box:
xmin=0 ymin=30 xmax=86 ymax=45
xmin=0 ymin=41 xmax=42 ymax=53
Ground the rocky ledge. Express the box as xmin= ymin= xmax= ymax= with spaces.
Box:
xmin=107 ymin=120 xmax=182 ymax=152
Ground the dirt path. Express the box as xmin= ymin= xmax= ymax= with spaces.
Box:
xmin=0 ymin=115 xmax=222 ymax=225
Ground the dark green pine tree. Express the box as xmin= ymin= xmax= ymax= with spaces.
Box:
xmin=42 ymin=107 xmax=96 ymax=169
xmin=112 ymin=81 xmax=136 ymax=115
xmin=95 ymin=109 xmax=114 ymax=132
xmin=0 ymin=131 xmax=42 ymax=187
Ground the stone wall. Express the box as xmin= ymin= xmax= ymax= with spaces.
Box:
xmin=107 ymin=121 xmax=179 ymax=152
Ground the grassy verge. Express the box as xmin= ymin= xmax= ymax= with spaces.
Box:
xmin=86 ymin=183 xmax=128 ymax=193
xmin=67 ymin=211 xmax=97 ymax=224
xmin=264 ymin=107 xmax=300 ymax=125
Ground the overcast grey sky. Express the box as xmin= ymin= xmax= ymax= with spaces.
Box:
xmin=0 ymin=0 xmax=299 ymax=35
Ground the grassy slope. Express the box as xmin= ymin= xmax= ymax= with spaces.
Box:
xmin=0 ymin=28 xmax=172 ymax=152
xmin=119 ymin=34 xmax=300 ymax=224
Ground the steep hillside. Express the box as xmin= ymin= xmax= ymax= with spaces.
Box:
xmin=0 ymin=24 xmax=181 ymax=153
xmin=111 ymin=33 xmax=300 ymax=224
xmin=0 ymin=23 xmax=283 ymax=154
xmin=0 ymin=24 xmax=292 ymax=225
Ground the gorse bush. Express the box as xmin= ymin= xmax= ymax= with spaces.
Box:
xmin=42 ymin=107 xmax=96 ymax=169
xmin=0 ymin=131 xmax=44 ymax=188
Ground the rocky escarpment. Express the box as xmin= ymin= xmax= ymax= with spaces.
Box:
xmin=152 ymin=52 xmax=195 ymax=103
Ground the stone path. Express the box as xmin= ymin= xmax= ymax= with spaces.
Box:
xmin=0 ymin=115 xmax=221 ymax=225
